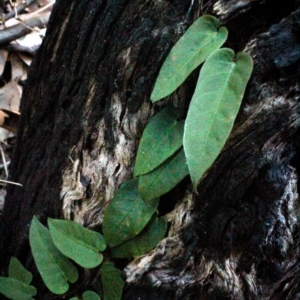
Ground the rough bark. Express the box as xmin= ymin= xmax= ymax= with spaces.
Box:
xmin=0 ymin=0 xmax=300 ymax=299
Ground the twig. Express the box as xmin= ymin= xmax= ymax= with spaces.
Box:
xmin=4 ymin=43 xmax=39 ymax=54
xmin=4 ymin=0 xmax=37 ymax=21
xmin=0 ymin=11 xmax=50 ymax=46
xmin=0 ymin=161 xmax=10 ymax=169
xmin=0 ymin=144 xmax=8 ymax=178
xmin=21 ymin=1 xmax=54 ymax=19
xmin=0 ymin=179 xmax=22 ymax=186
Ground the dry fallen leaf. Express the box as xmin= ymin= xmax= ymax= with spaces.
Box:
xmin=16 ymin=30 xmax=43 ymax=48
xmin=11 ymin=53 xmax=28 ymax=80
xmin=0 ymin=49 xmax=8 ymax=75
xmin=0 ymin=109 xmax=20 ymax=132
xmin=0 ymin=80 xmax=22 ymax=111
xmin=0 ymin=128 xmax=13 ymax=143
xmin=0 ymin=110 xmax=8 ymax=126
xmin=16 ymin=51 xmax=32 ymax=66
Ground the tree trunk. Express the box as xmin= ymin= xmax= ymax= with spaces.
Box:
xmin=1 ymin=0 xmax=300 ymax=299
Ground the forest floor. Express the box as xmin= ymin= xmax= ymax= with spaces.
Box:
xmin=0 ymin=0 xmax=53 ymax=212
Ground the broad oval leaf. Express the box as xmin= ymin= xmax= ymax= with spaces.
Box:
xmin=0 ymin=277 xmax=36 ymax=300
xmin=103 ymin=179 xmax=159 ymax=247
xmin=151 ymin=15 xmax=228 ymax=102
xmin=69 ymin=291 xmax=101 ymax=300
xmin=29 ymin=216 xmax=78 ymax=294
xmin=134 ymin=107 xmax=184 ymax=177
xmin=183 ymin=48 xmax=253 ymax=187
xmin=9 ymin=257 xmax=32 ymax=285
xmin=101 ymin=263 xmax=124 ymax=300
xmin=111 ymin=216 xmax=167 ymax=259
xmin=48 ymin=218 xmax=106 ymax=269
xmin=138 ymin=148 xmax=189 ymax=201
xmin=82 ymin=291 xmax=101 ymax=300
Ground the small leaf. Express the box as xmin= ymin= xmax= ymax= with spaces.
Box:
xmin=0 ymin=277 xmax=36 ymax=300
xmin=48 ymin=218 xmax=106 ymax=268
xmin=183 ymin=48 xmax=253 ymax=187
xmin=101 ymin=263 xmax=124 ymax=300
xmin=82 ymin=291 xmax=100 ymax=300
xmin=9 ymin=257 xmax=32 ymax=285
xmin=69 ymin=291 xmax=100 ymax=300
xmin=29 ymin=216 xmax=78 ymax=294
xmin=103 ymin=179 xmax=158 ymax=247
xmin=151 ymin=15 xmax=228 ymax=102
xmin=138 ymin=148 xmax=189 ymax=201
xmin=134 ymin=107 xmax=184 ymax=177
xmin=111 ymin=216 xmax=167 ymax=259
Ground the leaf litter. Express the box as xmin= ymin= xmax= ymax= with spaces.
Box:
xmin=0 ymin=0 xmax=54 ymax=212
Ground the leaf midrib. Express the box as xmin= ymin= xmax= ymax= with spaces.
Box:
xmin=197 ymin=62 xmax=235 ymax=169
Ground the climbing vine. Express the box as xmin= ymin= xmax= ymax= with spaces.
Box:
xmin=0 ymin=15 xmax=252 ymax=300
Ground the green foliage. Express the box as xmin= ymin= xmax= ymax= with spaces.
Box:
xmin=138 ymin=148 xmax=189 ymax=201
xmin=82 ymin=291 xmax=101 ymax=300
xmin=9 ymin=257 xmax=32 ymax=285
xmin=147 ymin=16 xmax=252 ymax=189
xmin=69 ymin=290 xmax=100 ymax=300
xmin=0 ymin=257 xmax=36 ymax=300
xmin=111 ymin=215 xmax=167 ymax=259
xmin=29 ymin=216 xmax=78 ymax=294
xmin=101 ymin=263 xmax=125 ymax=300
xmin=103 ymin=179 xmax=159 ymax=247
xmin=134 ymin=107 xmax=184 ymax=177
xmin=48 ymin=218 xmax=106 ymax=268
xmin=183 ymin=48 xmax=253 ymax=187
xmin=151 ymin=15 xmax=228 ymax=102
xmin=2 ymin=14 xmax=253 ymax=300
xmin=0 ymin=277 xmax=37 ymax=300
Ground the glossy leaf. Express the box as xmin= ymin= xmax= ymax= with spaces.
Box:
xmin=0 ymin=277 xmax=36 ymax=300
xmin=103 ymin=179 xmax=158 ymax=247
xmin=9 ymin=257 xmax=32 ymax=285
xmin=101 ymin=263 xmax=124 ymax=300
xmin=184 ymin=48 xmax=253 ymax=187
xmin=111 ymin=216 xmax=167 ymax=259
xmin=151 ymin=15 xmax=228 ymax=102
xmin=134 ymin=107 xmax=184 ymax=177
xmin=138 ymin=148 xmax=189 ymax=201
xmin=48 ymin=218 xmax=106 ymax=269
xmin=29 ymin=216 xmax=78 ymax=294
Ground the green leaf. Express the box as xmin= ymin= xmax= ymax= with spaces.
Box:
xmin=151 ymin=15 xmax=228 ymax=102
xmin=8 ymin=257 xmax=32 ymax=285
xmin=183 ymin=48 xmax=253 ymax=187
xmin=101 ymin=263 xmax=124 ymax=300
xmin=103 ymin=179 xmax=159 ymax=247
xmin=48 ymin=218 xmax=106 ymax=268
xmin=0 ymin=277 xmax=36 ymax=300
xmin=29 ymin=216 xmax=78 ymax=294
xmin=69 ymin=291 xmax=100 ymax=300
xmin=138 ymin=148 xmax=189 ymax=201
xmin=82 ymin=291 xmax=101 ymax=300
xmin=111 ymin=216 xmax=167 ymax=259
xmin=134 ymin=107 xmax=184 ymax=177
